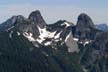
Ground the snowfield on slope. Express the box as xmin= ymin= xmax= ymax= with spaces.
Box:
xmin=23 ymin=22 xmax=72 ymax=46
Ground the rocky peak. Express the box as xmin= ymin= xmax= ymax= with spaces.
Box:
xmin=74 ymin=13 xmax=97 ymax=40
xmin=0 ymin=15 xmax=26 ymax=31
xmin=55 ymin=20 xmax=66 ymax=24
xmin=77 ymin=13 xmax=95 ymax=28
xmin=28 ymin=10 xmax=46 ymax=28
xmin=16 ymin=15 xmax=26 ymax=22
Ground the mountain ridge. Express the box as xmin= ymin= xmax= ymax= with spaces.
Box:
xmin=0 ymin=10 xmax=108 ymax=72
xmin=96 ymin=23 xmax=108 ymax=31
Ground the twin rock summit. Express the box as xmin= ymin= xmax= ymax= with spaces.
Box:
xmin=0 ymin=10 xmax=108 ymax=72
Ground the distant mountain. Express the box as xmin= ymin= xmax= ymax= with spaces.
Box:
xmin=0 ymin=10 xmax=108 ymax=72
xmin=96 ymin=23 xmax=108 ymax=31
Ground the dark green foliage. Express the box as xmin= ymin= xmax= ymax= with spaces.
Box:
xmin=79 ymin=43 xmax=108 ymax=72
xmin=0 ymin=31 xmax=83 ymax=72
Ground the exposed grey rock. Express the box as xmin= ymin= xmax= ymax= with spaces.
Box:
xmin=93 ymin=32 xmax=108 ymax=51
xmin=66 ymin=32 xmax=79 ymax=52
xmin=0 ymin=15 xmax=25 ymax=31
xmin=75 ymin=13 xmax=101 ymax=41
xmin=28 ymin=10 xmax=46 ymax=28
xmin=77 ymin=13 xmax=95 ymax=28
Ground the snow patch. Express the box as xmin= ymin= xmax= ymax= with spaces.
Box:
xmin=44 ymin=41 xmax=52 ymax=46
xmin=9 ymin=31 xmax=13 ymax=38
xmin=60 ymin=38 xmax=62 ymax=40
xmin=84 ymin=41 xmax=90 ymax=46
xmin=65 ymin=32 xmax=71 ymax=42
xmin=61 ymin=42 xmax=64 ymax=45
xmin=38 ymin=26 xmax=56 ymax=39
xmin=83 ymin=68 xmax=88 ymax=72
xmin=79 ymin=41 xmax=83 ymax=44
xmin=17 ymin=32 xmax=20 ymax=36
xmin=61 ymin=22 xmax=71 ymax=27
xmin=34 ymin=44 xmax=39 ymax=48
xmin=36 ymin=38 xmax=43 ymax=44
xmin=54 ymin=31 xmax=62 ymax=39
xmin=55 ymin=39 xmax=60 ymax=42
xmin=79 ymin=40 xmax=91 ymax=46
xmin=61 ymin=23 xmax=66 ymax=26
xmin=23 ymin=32 xmax=36 ymax=42
xmin=36 ymin=26 xmax=56 ymax=44
xmin=64 ymin=22 xmax=71 ymax=27
xmin=23 ymin=26 xmax=69 ymax=46
xmin=73 ymin=38 xmax=79 ymax=41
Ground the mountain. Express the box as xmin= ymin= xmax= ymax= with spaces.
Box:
xmin=28 ymin=10 xmax=46 ymax=28
xmin=73 ymin=13 xmax=108 ymax=72
xmin=74 ymin=13 xmax=102 ymax=41
xmin=0 ymin=10 xmax=82 ymax=72
xmin=0 ymin=10 xmax=108 ymax=72
xmin=96 ymin=23 xmax=108 ymax=31
xmin=0 ymin=15 xmax=24 ymax=31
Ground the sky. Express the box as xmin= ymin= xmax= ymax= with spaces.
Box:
xmin=0 ymin=0 xmax=108 ymax=24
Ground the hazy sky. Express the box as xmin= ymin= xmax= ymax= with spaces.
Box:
xmin=0 ymin=0 xmax=108 ymax=24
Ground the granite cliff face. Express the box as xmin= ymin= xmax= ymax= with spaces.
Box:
xmin=75 ymin=13 xmax=98 ymax=40
xmin=0 ymin=10 xmax=107 ymax=72
xmin=28 ymin=10 xmax=46 ymax=28
xmin=74 ymin=14 xmax=108 ymax=72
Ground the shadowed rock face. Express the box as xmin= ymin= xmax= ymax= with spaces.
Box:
xmin=74 ymin=13 xmax=100 ymax=40
xmin=0 ymin=15 xmax=25 ymax=31
xmin=93 ymin=32 xmax=108 ymax=51
xmin=14 ymin=17 xmax=40 ymax=39
xmin=77 ymin=13 xmax=94 ymax=28
xmin=28 ymin=10 xmax=46 ymax=28
xmin=74 ymin=14 xmax=108 ymax=72
xmin=0 ymin=10 xmax=47 ymax=38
